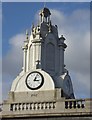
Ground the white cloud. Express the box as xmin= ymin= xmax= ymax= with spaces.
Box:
xmin=71 ymin=72 xmax=90 ymax=98
xmin=3 ymin=34 xmax=25 ymax=77
xmin=2 ymin=34 xmax=25 ymax=100
xmin=50 ymin=8 xmax=90 ymax=98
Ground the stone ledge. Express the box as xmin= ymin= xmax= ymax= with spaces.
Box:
xmin=1 ymin=111 xmax=92 ymax=119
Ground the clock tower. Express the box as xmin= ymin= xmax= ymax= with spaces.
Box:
xmin=2 ymin=7 xmax=92 ymax=120
xmin=10 ymin=7 xmax=74 ymax=98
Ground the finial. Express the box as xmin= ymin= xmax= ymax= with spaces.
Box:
xmin=60 ymin=35 xmax=66 ymax=40
xmin=26 ymin=29 xmax=28 ymax=35
xmin=32 ymin=23 xmax=34 ymax=33
xmin=32 ymin=23 xmax=34 ymax=27
xmin=26 ymin=29 xmax=29 ymax=40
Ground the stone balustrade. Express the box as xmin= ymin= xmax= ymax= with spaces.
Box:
xmin=10 ymin=102 xmax=56 ymax=111
xmin=65 ymin=99 xmax=85 ymax=109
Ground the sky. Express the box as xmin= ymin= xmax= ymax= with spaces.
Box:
xmin=1 ymin=2 xmax=91 ymax=102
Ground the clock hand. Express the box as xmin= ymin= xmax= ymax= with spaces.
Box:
xmin=34 ymin=79 xmax=39 ymax=81
xmin=34 ymin=74 xmax=39 ymax=81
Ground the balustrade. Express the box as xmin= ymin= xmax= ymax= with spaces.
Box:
xmin=10 ymin=102 xmax=56 ymax=111
xmin=65 ymin=100 xmax=85 ymax=109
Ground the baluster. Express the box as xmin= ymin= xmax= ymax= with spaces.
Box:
xmin=53 ymin=102 xmax=56 ymax=109
xmin=37 ymin=103 xmax=39 ymax=110
xmin=41 ymin=103 xmax=43 ymax=109
xmin=27 ymin=103 xmax=30 ymax=110
xmin=30 ymin=103 xmax=32 ymax=110
xmin=42 ymin=102 xmax=45 ymax=109
xmin=15 ymin=104 xmax=17 ymax=111
xmin=65 ymin=101 xmax=68 ymax=109
xmin=31 ymin=103 xmax=34 ymax=110
xmin=69 ymin=101 xmax=72 ymax=109
xmin=24 ymin=103 xmax=27 ymax=110
xmin=49 ymin=102 xmax=51 ymax=109
xmin=22 ymin=103 xmax=25 ymax=110
xmin=20 ymin=103 xmax=22 ymax=110
xmin=72 ymin=101 xmax=74 ymax=108
xmin=47 ymin=102 xmax=49 ymax=109
xmin=18 ymin=103 xmax=21 ymax=110
xmin=77 ymin=101 xmax=81 ymax=108
xmin=33 ymin=103 xmax=35 ymax=110
xmin=39 ymin=103 xmax=41 ymax=110
xmin=35 ymin=103 xmax=38 ymax=110
xmin=45 ymin=103 xmax=47 ymax=109
xmin=17 ymin=104 xmax=19 ymax=110
xmin=74 ymin=101 xmax=76 ymax=108
xmin=13 ymin=104 xmax=15 ymax=111
xmin=26 ymin=103 xmax=28 ymax=110
xmin=50 ymin=103 xmax=53 ymax=109
xmin=81 ymin=100 xmax=85 ymax=108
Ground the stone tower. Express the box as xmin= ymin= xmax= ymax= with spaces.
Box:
xmin=12 ymin=7 xmax=74 ymax=99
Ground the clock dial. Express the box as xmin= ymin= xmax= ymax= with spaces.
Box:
xmin=26 ymin=71 xmax=44 ymax=90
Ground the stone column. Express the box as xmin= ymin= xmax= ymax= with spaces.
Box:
xmin=58 ymin=35 xmax=67 ymax=75
xmin=59 ymin=46 xmax=64 ymax=74
xmin=22 ymin=46 xmax=27 ymax=72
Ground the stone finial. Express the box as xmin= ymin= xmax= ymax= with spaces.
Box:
xmin=26 ymin=29 xmax=29 ymax=40
xmin=60 ymin=35 xmax=66 ymax=41
xmin=32 ymin=23 xmax=34 ymax=32
xmin=58 ymin=35 xmax=67 ymax=48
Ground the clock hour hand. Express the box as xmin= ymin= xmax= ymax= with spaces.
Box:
xmin=34 ymin=74 xmax=39 ymax=81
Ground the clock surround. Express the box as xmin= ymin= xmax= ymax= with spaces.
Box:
xmin=26 ymin=71 xmax=44 ymax=90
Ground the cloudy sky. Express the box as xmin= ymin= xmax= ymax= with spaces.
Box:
xmin=1 ymin=2 xmax=91 ymax=102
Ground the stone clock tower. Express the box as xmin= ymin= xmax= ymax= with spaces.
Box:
xmin=11 ymin=7 xmax=74 ymax=99
xmin=2 ymin=7 xmax=92 ymax=120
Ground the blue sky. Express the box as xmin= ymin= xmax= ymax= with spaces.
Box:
xmin=2 ymin=2 xmax=89 ymax=55
xmin=2 ymin=2 xmax=90 ymax=101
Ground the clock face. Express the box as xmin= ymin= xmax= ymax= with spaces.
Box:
xmin=26 ymin=71 xmax=44 ymax=90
